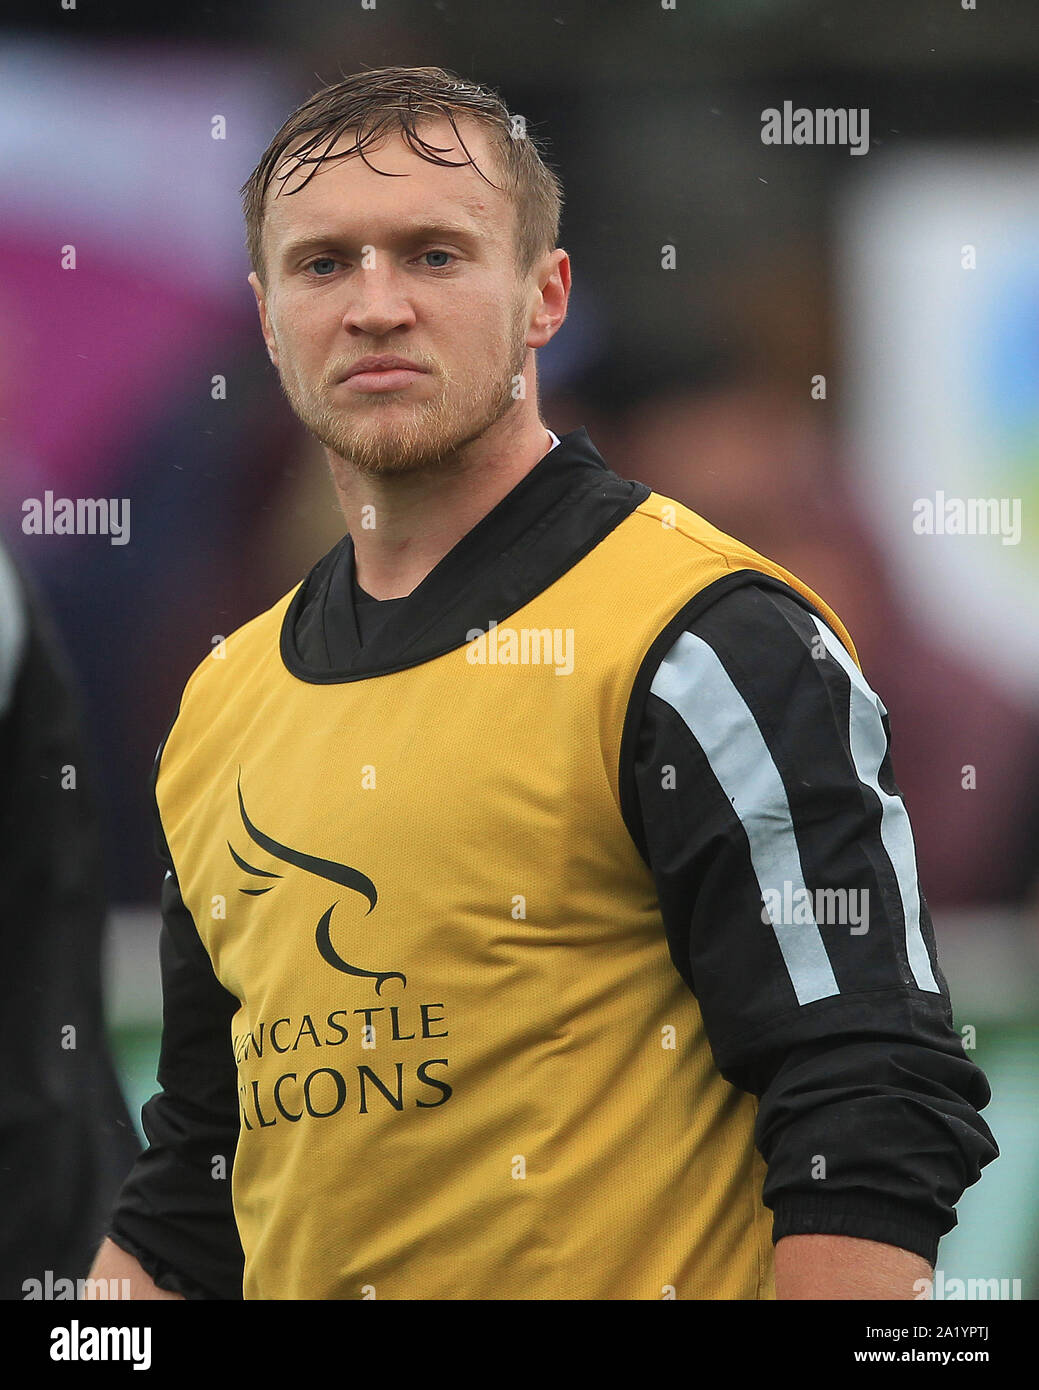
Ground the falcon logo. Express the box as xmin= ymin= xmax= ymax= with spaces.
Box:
xmin=228 ymin=769 xmax=406 ymax=995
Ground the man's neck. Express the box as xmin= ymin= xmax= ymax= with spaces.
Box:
xmin=327 ymin=414 xmax=558 ymax=600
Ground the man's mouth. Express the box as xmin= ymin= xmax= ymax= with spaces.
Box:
xmin=340 ymin=367 xmax=427 ymax=393
xmin=339 ymin=355 xmax=429 ymax=392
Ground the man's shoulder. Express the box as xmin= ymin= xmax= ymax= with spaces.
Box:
xmin=618 ymin=487 xmax=806 ymax=596
xmin=617 ymin=489 xmax=860 ymax=671
xmin=625 ymin=488 xmax=754 ymax=556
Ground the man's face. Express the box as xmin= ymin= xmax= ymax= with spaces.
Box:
xmin=249 ymin=116 xmax=542 ymax=474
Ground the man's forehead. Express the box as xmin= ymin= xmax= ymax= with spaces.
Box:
xmin=271 ymin=117 xmax=501 ymax=205
xmin=262 ymin=123 xmax=508 ymax=255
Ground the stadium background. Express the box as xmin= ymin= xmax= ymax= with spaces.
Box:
xmin=2 ymin=0 xmax=1037 ymax=1296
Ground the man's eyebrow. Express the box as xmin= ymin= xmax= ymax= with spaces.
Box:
xmin=279 ymin=221 xmax=488 ymax=264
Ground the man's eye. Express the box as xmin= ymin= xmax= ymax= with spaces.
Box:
xmin=303 ymin=251 xmax=454 ymax=275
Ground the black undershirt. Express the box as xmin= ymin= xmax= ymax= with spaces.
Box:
xmin=351 ymin=570 xmax=407 ymax=647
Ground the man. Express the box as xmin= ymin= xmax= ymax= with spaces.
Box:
xmin=0 ymin=538 xmax=139 ymax=1298
xmin=91 ymin=65 xmax=996 ymax=1300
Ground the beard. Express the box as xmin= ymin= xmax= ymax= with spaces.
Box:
xmin=275 ymin=299 xmax=531 ymax=477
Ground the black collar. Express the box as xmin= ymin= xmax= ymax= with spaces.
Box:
xmin=280 ymin=426 xmax=650 ymax=683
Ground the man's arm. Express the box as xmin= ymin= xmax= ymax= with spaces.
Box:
xmin=85 ymin=1237 xmax=184 ymax=1300
xmin=774 ymin=1234 xmax=932 ymax=1300
xmin=91 ymin=730 xmax=246 ymax=1300
xmin=624 ymin=575 xmax=999 ymax=1296
xmin=98 ymin=856 xmax=245 ymax=1300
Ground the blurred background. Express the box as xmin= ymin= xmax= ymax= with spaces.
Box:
xmin=2 ymin=0 xmax=1037 ymax=1296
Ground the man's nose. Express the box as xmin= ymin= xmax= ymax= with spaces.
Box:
xmin=341 ymin=263 xmax=418 ymax=337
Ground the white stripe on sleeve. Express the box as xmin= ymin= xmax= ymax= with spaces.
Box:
xmin=809 ymin=617 xmax=940 ymax=993
xmin=650 ymin=630 xmax=840 ymax=1006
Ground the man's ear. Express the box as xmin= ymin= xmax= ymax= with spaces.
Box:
xmin=525 ymin=248 xmax=570 ymax=351
xmin=248 ymin=272 xmax=278 ymax=367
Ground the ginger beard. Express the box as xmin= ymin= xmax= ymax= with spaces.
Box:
xmin=272 ymin=290 xmax=532 ymax=477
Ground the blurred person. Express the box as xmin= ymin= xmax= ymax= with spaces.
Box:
xmin=91 ymin=66 xmax=995 ymax=1301
xmin=622 ymin=379 xmax=1039 ymax=911
xmin=0 ymin=538 xmax=138 ymax=1300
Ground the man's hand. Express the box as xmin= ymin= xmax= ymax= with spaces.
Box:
xmin=84 ymin=1237 xmax=185 ymax=1300
xmin=775 ymin=1234 xmax=933 ymax=1299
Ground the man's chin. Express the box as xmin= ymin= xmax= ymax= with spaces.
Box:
xmin=293 ymin=403 xmax=416 ymax=471
xmin=320 ymin=403 xmax=515 ymax=476
xmin=290 ymin=368 xmax=522 ymax=475
xmin=343 ymin=446 xmax=442 ymax=476
xmin=321 ymin=411 xmax=450 ymax=472
xmin=321 ymin=424 xmax=464 ymax=477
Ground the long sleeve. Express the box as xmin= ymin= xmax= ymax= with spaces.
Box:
xmin=625 ymin=575 xmax=999 ymax=1265
xmin=105 ymin=739 xmax=245 ymax=1300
